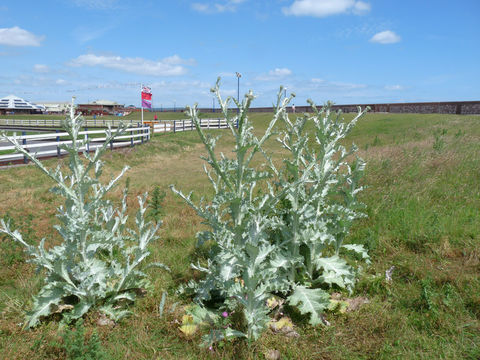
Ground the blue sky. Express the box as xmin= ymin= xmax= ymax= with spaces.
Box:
xmin=0 ymin=0 xmax=478 ymax=108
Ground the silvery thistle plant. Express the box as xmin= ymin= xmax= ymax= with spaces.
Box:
xmin=173 ymin=79 xmax=370 ymax=342
xmin=172 ymin=79 xmax=293 ymax=342
xmin=0 ymin=101 xmax=165 ymax=328
xmin=275 ymin=101 xmax=370 ymax=325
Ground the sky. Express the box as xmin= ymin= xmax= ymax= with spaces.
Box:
xmin=0 ymin=0 xmax=479 ymax=108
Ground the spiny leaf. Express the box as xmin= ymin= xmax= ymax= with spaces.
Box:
xmin=287 ymin=286 xmax=330 ymax=326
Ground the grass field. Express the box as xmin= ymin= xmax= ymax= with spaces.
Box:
xmin=0 ymin=110 xmax=208 ymax=122
xmin=0 ymin=111 xmax=479 ymax=359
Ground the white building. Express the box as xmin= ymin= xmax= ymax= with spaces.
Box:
xmin=0 ymin=95 xmax=45 ymax=114
xmin=36 ymin=102 xmax=70 ymax=114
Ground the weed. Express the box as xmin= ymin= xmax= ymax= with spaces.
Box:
xmin=56 ymin=319 xmax=109 ymax=360
xmin=147 ymin=185 xmax=166 ymax=225
xmin=433 ymin=128 xmax=447 ymax=151
xmin=419 ymin=278 xmax=438 ymax=316
xmin=173 ymin=80 xmax=369 ymax=344
xmin=0 ymin=103 xmax=166 ymax=328
xmin=454 ymin=129 xmax=464 ymax=138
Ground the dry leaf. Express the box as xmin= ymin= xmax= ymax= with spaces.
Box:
xmin=265 ymin=349 xmax=281 ymax=360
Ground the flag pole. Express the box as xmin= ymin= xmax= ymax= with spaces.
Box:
xmin=141 ymin=84 xmax=144 ymax=126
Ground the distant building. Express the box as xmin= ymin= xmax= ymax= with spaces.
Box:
xmin=36 ymin=102 xmax=70 ymax=114
xmin=0 ymin=95 xmax=45 ymax=115
xmin=77 ymin=100 xmax=125 ymax=115
xmin=125 ymin=104 xmax=140 ymax=113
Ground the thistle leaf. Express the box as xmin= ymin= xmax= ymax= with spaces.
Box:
xmin=26 ymin=286 xmax=64 ymax=328
xmin=287 ymin=286 xmax=330 ymax=326
xmin=315 ymin=255 xmax=355 ymax=289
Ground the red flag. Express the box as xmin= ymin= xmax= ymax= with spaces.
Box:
xmin=141 ymin=92 xmax=152 ymax=100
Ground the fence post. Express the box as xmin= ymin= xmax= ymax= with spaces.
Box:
xmin=109 ymin=127 xmax=113 ymax=151
xmin=85 ymin=127 xmax=89 ymax=153
xmin=218 ymin=119 xmax=220 ymax=129
xmin=130 ymin=128 xmax=134 ymax=147
xmin=22 ymin=131 xmax=28 ymax=164
xmin=174 ymin=120 xmax=176 ymax=133
xmin=141 ymin=126 xmax=144 ymax=144
xmin=137 ymin=122 xmax=140 ymax=141
xmin=56 ymin=130 xmax=60 ymax=157
xmin=183 ymin=120 xmax=185 ymax=132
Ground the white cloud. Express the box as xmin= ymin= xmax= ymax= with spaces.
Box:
xmin=69 ymin=54 xmax=194 ymax=76
xmin=218 ymin=71 xmax=236 ymax=77
xmin=192 ymin=0 xmax=247 ymax=13
xmin=162 ymin=54 xmax=196 ymax=66
xmin=370 ymin=30 xmax=401 ymax=44
xmin=282 ymin=0 xmax=371 ymax=17
xmin=271 ymin=68 xmax=292 ymax=77
xmin=73 ymin=25 xmax=115 ymax=43
xmin=353 ymin=1 xmax=370 ymax=14
xmin=0 ymin=26 xmax=44 ymax=47
xmin=385 ymin=85 xmax=403 ymax=90
xmin=191 ymin=3 xmax=210 ymax=12
xmin=310 ymin=78 xmax=366 ymax=90
xmin=34 ymin=64 xmax=49 ymax=73
xmin=151 ymin=80 xmax=211 ymax=91
xmin=56 ymin=79 xmax=67 ymax=85
xmin=257 ymin=68 xmax=292 ymax=81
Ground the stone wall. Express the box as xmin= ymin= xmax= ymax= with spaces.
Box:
xmin=199 ymin=101 xmax=480 ymax=115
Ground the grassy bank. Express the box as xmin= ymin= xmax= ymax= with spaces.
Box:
xmin=0 ymin=112 xmax=478 ymax=359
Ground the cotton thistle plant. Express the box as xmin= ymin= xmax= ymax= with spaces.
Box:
xmin=275 ymin=100 xmax=370 ymax=325
xmin=173 ymin=78 xmax=370 ymax=342
xmin=0 ymin=99 xmax=165 ymax=328
xmin=172 ymin=78 xmax=293 ymax=342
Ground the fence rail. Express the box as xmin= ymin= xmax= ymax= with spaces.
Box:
xmin=0 ymin=125 xmax=150 ymax=165
xmin=0 ymin=118 xmax=137 ymax=128
xmin=0 ymin=118 xmax=230 ymax=165
xmin=153 ymin=118 xmax=228 ymax=133
xmin=0 ymin=118 xmax=230 ymax=130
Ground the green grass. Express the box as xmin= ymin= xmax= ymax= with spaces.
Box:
xmin=0 ymin=111 xmax=216 ymax=122
xmin=0 ymin=112 xmax=479 ymax=359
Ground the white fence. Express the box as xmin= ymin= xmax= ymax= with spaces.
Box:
xmin=153 ymin=118 xmax=228 ymax=133
xmin=0 ymin=118 xmax=137 ymax=128
xmin=0 ymin=118 xmax=229 ymax=130
xmin=0 ymin=126 xmax=150 ymax=164
xmin=0 ymin=118 xmax=231 ymax=165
